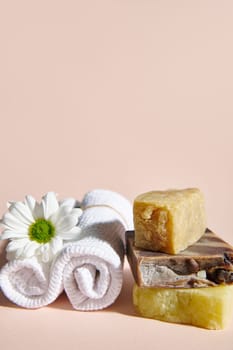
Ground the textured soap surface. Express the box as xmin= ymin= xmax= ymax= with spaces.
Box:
xmin=133 ymin=283 xmax=233 ymax=330
xmin=126 ymin=229 xmax=233 ymax=288
xmin=133 ymin=188 xmax=206 ymax=254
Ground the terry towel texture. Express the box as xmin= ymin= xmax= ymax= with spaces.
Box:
xmin=0 ymin=189 xmax=133 ymax=309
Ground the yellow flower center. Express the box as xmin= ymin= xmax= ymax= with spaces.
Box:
xmin=29 ymin=218 xmax=55 ymax=244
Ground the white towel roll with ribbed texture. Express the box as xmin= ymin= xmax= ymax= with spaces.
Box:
xmin=61 ymin=189 xmax=133 ymax=310
xmin=0 ymin=190 xmax=133 ymax=310
xmin=0 ymin=256 xmax=64 ymax=308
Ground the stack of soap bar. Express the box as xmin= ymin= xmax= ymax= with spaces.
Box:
xmin=127 ymin=188 xmax=233 ymax=329
xmin=127 ymin=230 xmax=233 ymax=329
xmin=127 ymin=229 xmax=233 ymax=288
xmin=133 ymin=188 xmax=206 ymax=254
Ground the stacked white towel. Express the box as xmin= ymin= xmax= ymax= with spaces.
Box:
xmin=0 ymin=189 xmax=133 ymax=309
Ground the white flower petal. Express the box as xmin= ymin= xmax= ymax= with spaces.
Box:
xmin=25 ymin=195 xmax=36 ymax=212
xmin=7 ymin=201 xmax=14 ymax=209
xmin=59 ymin=198 xmax=77 ymax=208
xmin=1 ymin=192 xmax=82 ymax=263
xmin=37 ymin=244 xmax=50 ymax=263
xmin=2 ymin=212 xmax=28 ymax=230
xmin=33 ymin=202 xmax=44 ymax=219
xmin=8 ymin=207 xmax=28 ymax=225
xmin=6 ymin=238 xmax=30 ymax=251
xmin=69 ymin=226 xmax=82 ymax=234
xmin=14 ymin=201 xmax=34 ymax=221
xmin=22 ymin=241 xmax=38 ymax=258
xmin=42 ymin=192 xmax=59 ymax=220
xmin=49 ymin=205 xmax=71 ymax=225
xmin=56 ymin=215 xmax=79 ymax=232
xmin=50 ymin=236 xmax=63 ymax=255
xmin=58 ymin=226 xmax=81 ymax=240
xmin=70 ymin=208 xmax=83 ymax=218
xmin=1 ymin=229 xmax=28 ymax=240
xmin=15 ymin=245 xmax=26 ymax=259
xmin=9 ymin=202 xmax=34 ymax=225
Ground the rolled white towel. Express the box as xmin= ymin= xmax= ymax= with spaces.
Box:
xmin=0 ymin=194 xmax=82 ymax=308
xmin=0 ymin=190 xmax=133 ymax=310
xmin=0 ymin=257 xmax=64 ymax=308
xmin=60 ymin=189 xmax=133 ymax=310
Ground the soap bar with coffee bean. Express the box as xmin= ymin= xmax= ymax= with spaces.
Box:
xmin=126 ymin=229 xmax=233 ymax=288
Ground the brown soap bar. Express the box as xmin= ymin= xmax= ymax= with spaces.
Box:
xmin=126 ymin=229 xmax=233 ymax=288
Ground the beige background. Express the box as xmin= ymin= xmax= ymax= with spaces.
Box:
xmin=0 ymin=1 xmax=233 ymax=349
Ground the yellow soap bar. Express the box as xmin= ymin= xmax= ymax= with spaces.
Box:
xmin=133 ymin=188 xmax=206 ymax=254
xmin=133 ymin=284 xmax=233 ymax=330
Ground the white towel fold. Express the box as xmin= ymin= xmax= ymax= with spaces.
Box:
xmin=0 ymin=189 xmax=133 ymax=310
xmin=0 ymin=256 xmax=64 ymax=308
xmin=61 ymin=189 xmax=133 ymax=310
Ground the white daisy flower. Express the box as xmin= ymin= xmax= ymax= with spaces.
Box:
xmin=0 ymin=192 xmax=83 ymax=263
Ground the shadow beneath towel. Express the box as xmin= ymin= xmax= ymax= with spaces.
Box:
xmin=0 ymin=241 xmax=12 ymax=308
xmin=48 ymin=291 xmax=74 ymax=311
xmin=47 ymin=262 xmax=137 ymax=316
xmin=0 ymin=288 xmax=73 ymax=310
xmin=0 ymin=240 xmax=7 ymax=268
xmin=0 ymin=268 xmax=137 ymax=316
xmin=0 ymin=290 xmax=15 ymax=308
xmin=103 ymin=266 xmax=136 ymax=317
xmin=0 ymin=242 xmax=19 ymax=308
xmin=49 ymin=264 xmax=137 ymax=316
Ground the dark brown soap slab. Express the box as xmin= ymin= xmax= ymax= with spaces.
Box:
xmin=126 ymin=229 xmax=233 ymax=288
